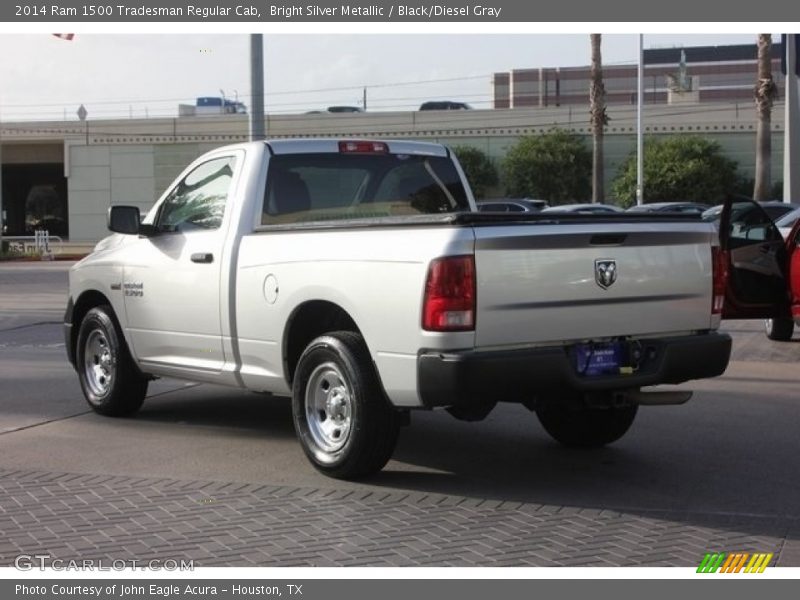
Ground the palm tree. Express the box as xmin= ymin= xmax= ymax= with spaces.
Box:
xmin=753 ymin=34 xmax=777 ymax=201
xmin=590 ymin=34 xmax=609 ymax=203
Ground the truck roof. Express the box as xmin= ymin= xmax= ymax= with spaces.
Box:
xmin=266 ymin=138 xmax=449 ymax=157
xmin=202 ymin=139 xmax=451 ymax=158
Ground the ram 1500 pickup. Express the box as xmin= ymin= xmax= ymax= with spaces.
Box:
xmin=64 ymin=139 xmax=732 ymax=479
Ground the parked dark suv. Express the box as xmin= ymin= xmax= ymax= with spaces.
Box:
xmin=419 ymin=101 xmax=472 ymax=111
xmin=477 ymin=198 xmax=548 ymax=213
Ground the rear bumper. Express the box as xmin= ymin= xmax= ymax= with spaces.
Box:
xmin=417 ymin=332 xmax=732 ymax=408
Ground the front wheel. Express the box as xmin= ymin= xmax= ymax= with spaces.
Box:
xmin=292 ymin=331 xmax=400 ymax=479
xmin=535 ymin=394 xmax=637 ymax=447
xmin=76 ymin=305 xmax=148 ymax=416
xmin=765 ymin=318 xmax=794 ymax=341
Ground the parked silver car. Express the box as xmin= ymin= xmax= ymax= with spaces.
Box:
xmin=627 ymin=202 xmax=710 ymax=215
xmin=542 ymin=203 xmax=623 ymax=214
xmin=774 ymin=206 xmax=800 ymax=239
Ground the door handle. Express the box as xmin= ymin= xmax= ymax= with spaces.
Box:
xmin=190 ymin=253 xmax=214 ymax=264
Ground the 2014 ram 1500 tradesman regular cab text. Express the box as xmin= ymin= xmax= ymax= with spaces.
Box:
xmin=64 ymin=139 xmax=733 ymax=479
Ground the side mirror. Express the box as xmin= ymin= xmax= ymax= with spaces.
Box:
xmin=107 ymin=206 xmax=141 ymax=235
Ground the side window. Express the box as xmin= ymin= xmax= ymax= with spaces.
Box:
xmin=158 ymin=156 xmax=236 ymax=232
xmin=728 ymin=203 xmax=782 ymax=246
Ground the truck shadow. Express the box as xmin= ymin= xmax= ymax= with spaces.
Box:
xmin=120 ymin=385 xmax=800 ymax=547
xmin=134 ymin=387 xmax=296 ymax=439
xmin=373 ymin=402 xmax=800 ymax=544
xmin=132 ymin=388 xmax=800 ymax=527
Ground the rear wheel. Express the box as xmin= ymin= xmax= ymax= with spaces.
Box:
xmin=764 ymin=318 xmax=794 ymax=341
xmin=292 ymin=331 xmax=400 ymax=479
xmin=76 ymin=305 xmax=148 ymax=416
xmin=535 ymin=393 xmax=637 ymax=447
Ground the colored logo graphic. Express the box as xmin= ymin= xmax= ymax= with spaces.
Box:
xmin=697 ymin=552 xmax=773 ymax=573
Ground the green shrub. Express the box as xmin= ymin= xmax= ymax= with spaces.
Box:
xmin=729 ymin=177 xmax=782 ymax=200
xmin=451 ymin=145 xmax=498 ymax=200
xmin=612 ymin=136 xmax=741 ymax=207
xmin=501 ymin=129 xmax=591 ymax=203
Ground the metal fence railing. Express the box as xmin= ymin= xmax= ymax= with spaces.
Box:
xmin=2 ymin=231 xmax=63 ymax=259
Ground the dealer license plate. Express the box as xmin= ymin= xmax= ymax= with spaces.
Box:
xmin=574 ymin=342 xmax=625 ymax=377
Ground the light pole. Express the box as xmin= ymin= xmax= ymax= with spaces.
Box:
xmin=785 ymin=34 xmax=800 ymax=203
xmin=249 ymin=34 xmax=265 ymax=141
xmin=636 ymin=34 xmax=644 ymax=206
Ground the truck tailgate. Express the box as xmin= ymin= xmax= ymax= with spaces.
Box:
xmin=473 ymin=221 xmax=715 ymax=348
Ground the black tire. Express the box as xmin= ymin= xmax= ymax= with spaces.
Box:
xmin=76 ymin=305 xmax=148 ymax=416
xmin=535 ymin=394 xmax=637 ymax=447
xmin=765 ymin=318 xmax=794 ymax=341
xmin=292 ymin=331 xmax=400 ymax=479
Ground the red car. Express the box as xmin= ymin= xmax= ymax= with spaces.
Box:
xmin=720 ymin=198 xmax=800 ymax=340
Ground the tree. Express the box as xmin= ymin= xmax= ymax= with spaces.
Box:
xmin=589 ymin=33 xmax=609 ymax=203
xmin=451 ymin=145 xmax=498 ymax=199
xmin=612 ymin=136 xmax=740 ymax=207
xmin=753 ymin=34 xmax=778 ymax=201
xmin=502 ymin=129 xmax=591 ymax=203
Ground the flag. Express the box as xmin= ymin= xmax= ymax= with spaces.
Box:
xmin=52 ymin=34 xmax=75 ymax=41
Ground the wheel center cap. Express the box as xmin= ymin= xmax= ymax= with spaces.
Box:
xmin=327 ymin=388 xmax=348 ymax=420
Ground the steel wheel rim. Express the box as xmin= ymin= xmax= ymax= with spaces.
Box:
xmin=83 ymin=329 xmax=114 ymax=397
xmin=305 ymin=362 xmax=353 ymax=454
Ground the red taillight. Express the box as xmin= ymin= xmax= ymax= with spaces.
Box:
xmin=338 ymin=141 xmax=388 ymax=154
xmin=711 ymin=245 xmax=728 ymax=315
xmin=422 ymin=256 xmax=476 ymax=331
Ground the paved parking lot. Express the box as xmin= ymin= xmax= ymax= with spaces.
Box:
xmin=1 ymin=261 xmax=800 ymax=567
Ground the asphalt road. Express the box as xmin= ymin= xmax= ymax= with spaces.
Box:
xmin=1 ymin=261 xmax=800 ymax=566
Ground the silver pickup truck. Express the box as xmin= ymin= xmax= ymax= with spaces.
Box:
xmin=64 ymin=139 xmax=732 ymax=479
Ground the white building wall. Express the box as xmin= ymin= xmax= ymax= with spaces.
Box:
xmin=67 ymin=143 xmax=217 ymax=241
xmin=56 ymin=104 xmax=787 ymax=241
xmin=67 ymin=146 xmax=112 ymax=242
xmin=110 ymin=146 xmax=156 ymax=216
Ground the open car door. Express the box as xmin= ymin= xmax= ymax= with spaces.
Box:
xmin=787 ymin=220 xmax=800 ymax=322
xmin=719 ymin=197 xmax=790 ymax=319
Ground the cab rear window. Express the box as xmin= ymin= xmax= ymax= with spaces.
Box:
xmin=261 ymin=153 xmax=469 ymax=225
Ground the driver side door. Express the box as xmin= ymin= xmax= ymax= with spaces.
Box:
xmin=122 ymin=154 xmax=239 ymax=378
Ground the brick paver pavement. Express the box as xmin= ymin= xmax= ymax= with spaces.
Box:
xmin=1 ymin=468 xmax=797 ymax=567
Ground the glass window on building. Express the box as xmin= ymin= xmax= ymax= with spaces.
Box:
xmin=2 ymin=164 xmax=68 ymax=238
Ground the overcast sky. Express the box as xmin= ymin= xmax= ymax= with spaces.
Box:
xmin=0 ymin=33 xmax=763 ymax=121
